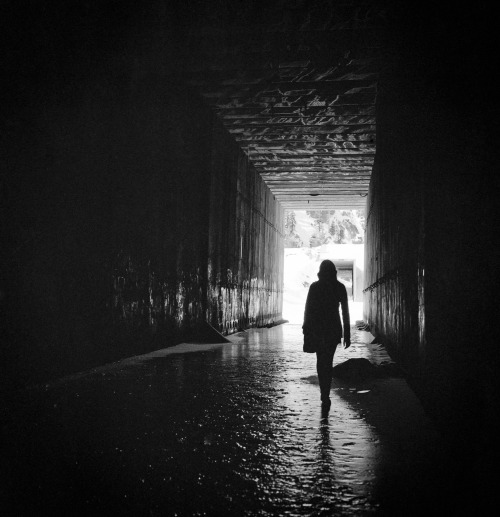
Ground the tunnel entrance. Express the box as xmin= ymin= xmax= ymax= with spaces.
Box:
xmin=282 ymin=210 xmax=365 ymax=324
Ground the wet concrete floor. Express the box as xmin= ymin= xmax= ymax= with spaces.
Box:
xmin=2 ymin=325 xmax=451 ymax=516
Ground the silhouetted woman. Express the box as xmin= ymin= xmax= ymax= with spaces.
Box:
xmin=303 ymin=260 xmax=350 ymax=410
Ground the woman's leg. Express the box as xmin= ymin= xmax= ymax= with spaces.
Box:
xmin=316 ymin=345 xmax=336 ymax=404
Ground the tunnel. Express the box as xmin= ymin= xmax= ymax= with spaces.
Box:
xmin=2 ymin=1 xmax=499 ymax=514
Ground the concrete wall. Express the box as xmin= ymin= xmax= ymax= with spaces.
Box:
xmin=364 ymin=3 xmax=499 ymax=506
xmin=1 ymin=4 xmax=283 ymax=386
xmin=365 ymin=2 xmax=499 ymax=399
xmin=207 ymin=123 xmax=284 ymax=335
xmin=365 ymin=71 xmax=499 ymax=513
xmin=363 ymin=83 xmax=424 ymax=368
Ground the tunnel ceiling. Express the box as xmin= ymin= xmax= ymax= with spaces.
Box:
xmin=179 ymin=1 xmax=387 ymax=210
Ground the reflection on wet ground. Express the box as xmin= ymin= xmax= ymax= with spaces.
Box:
xmin=2 ymin=325 xmax=442 ymax=516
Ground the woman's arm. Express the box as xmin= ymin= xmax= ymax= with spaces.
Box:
xmin=340 ymin=284 xmax=351 ymax=348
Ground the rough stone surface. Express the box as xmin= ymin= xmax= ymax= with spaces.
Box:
xmin=180 ymin=1 xmax=386 ymax=210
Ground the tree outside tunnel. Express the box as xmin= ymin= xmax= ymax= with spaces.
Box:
xmin=285 ymin=209 xmax=365 ymax=248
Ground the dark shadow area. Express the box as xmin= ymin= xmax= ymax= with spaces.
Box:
xmin=332 ymin=369 xmax=444 ymax=516
xmin=332 ymin=351 xmax=496 ymax=515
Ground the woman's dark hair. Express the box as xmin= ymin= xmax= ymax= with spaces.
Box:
xmin=317 ymin=260 xmax=337 ymax=280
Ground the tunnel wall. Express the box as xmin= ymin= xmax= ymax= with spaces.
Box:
xmin=365 ymin=6 xmax=499 ymax=386
xmin=207 ymin=123 xmax=284 ymax=335
xmin=365 ymin=72 xmax=499 ymax=509
xmin=2 ymin=30 xmax=284 ymax=386
xmin=2 ymin=75 xmax=210 ymax=384
xmin=364 ymin=4 xmax=499 ymax=499
xmin=363 ymin=84 xmax=425 ymax=369
xmin=365 ymin=85 xmax=498 ymax=373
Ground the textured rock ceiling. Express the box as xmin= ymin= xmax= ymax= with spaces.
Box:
xmin=180 ymin=1 xmax=386 ymax=210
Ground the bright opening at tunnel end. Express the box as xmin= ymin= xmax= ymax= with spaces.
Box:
xmin=283 ymin=210 xmax=365 ymax=324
